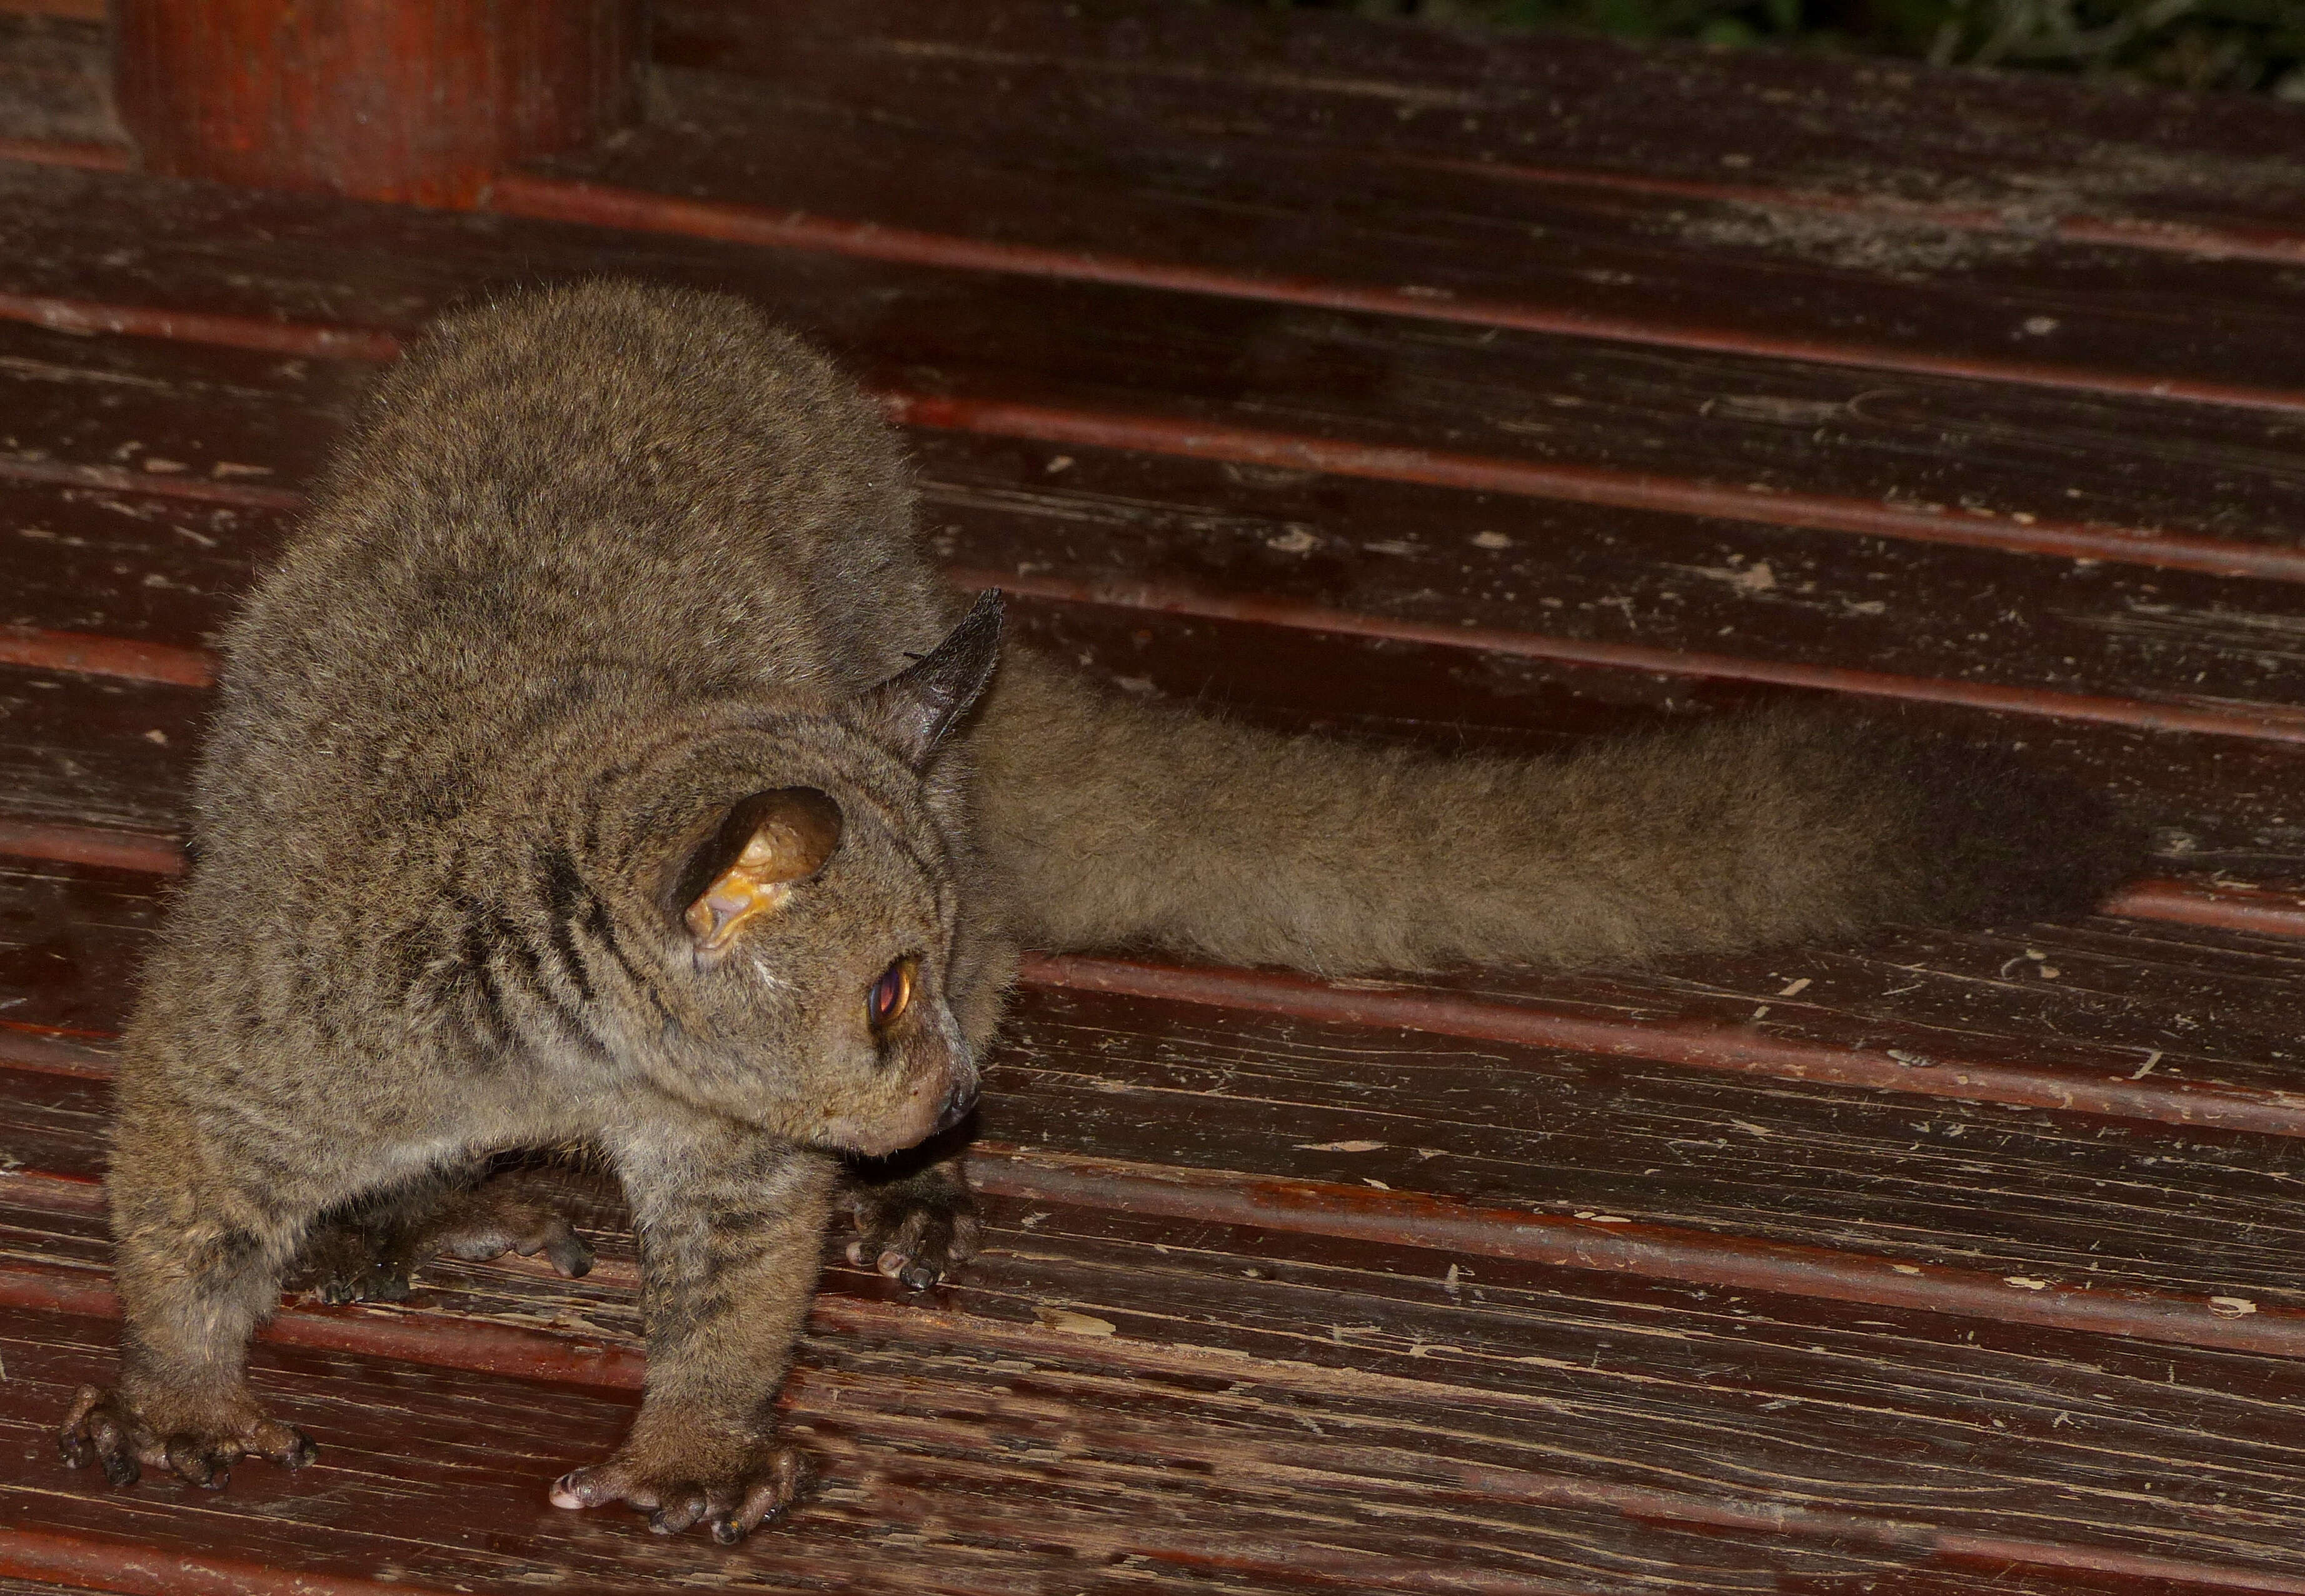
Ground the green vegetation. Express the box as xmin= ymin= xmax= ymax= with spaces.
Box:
xmin=1257 ymin=0 xmax=2305 ymax=93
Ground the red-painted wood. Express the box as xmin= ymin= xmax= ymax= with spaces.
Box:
xmin=0 ymin=138 xmax=119 ymax=169
xmin=111 ymin=0 xmax=643 ymax=207
xmin=0 ymin=627 xmax=212 ymax=687
xmin=5 ymin=275 xmax=2300 ymax=583
xmin=0 ymin=288 xmax=401 ymax=359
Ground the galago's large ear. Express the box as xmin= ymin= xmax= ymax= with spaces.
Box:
xmin=850 ymin=590 xmax=1004 ymax=767
xmin=670 ymin=787 xmax=843 ymax=955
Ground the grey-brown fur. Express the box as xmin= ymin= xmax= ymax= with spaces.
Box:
xmin=61 ymin=280 xmax=2132 ymax=1541
xmin=978 ymin=660 xmax=2128 ymax=972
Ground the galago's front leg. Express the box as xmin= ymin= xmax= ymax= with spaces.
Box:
xmin=549 ymin=1117 xmax=835 ymax=1542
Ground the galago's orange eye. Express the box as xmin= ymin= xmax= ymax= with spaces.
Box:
xmin=867 ymin=958 xmax=915 ymax=1031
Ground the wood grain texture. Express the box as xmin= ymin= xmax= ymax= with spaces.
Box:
xmin=19 ymin=0 xmax=2305 ymax=248
xmin=0 ymin=323 xmax=2301 ymax=899
xmin=0 ymin=1289 xmax=2255 ymax=1596
xmin=9 ymin=163 xmax=2305 ymax=583
xmin=513 ymin=71 xmax=2305 ymax=418
xmin=0 ymin=855 xmax=163 ymax=1037
xmin=7 ymin=470 xmax=2305 ymax=896
xmin=3 ymin=1180 xmax=2305 ymax=1588
xmin=8 ymin=316 xmax=2305 ymax=739
xmin=655 ymin=0 xmax=2305 ymax=249
xmin=0 ymin=314 xmax=362 ymax=493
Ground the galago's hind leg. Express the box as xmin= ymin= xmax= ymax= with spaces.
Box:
xmin=61 ymin=1148 xmax=318 ymax=1489
xmin=300 ymin=1160 xmax=594 ymax=1305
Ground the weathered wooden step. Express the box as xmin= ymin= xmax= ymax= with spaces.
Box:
xmin=520 ymin=61 xmax=2305 ymax=419
xmin=651 ymin=0 xmax=2305 ymax=249
xmin=4 ymin=329 xmax=2303 ymax=920
xmin=5 ymin=1182 xmax=2305 ymax=1591
xmin=16 ymin=1295 xmax=1892 ymax=1595
xmin=6 ymin=161 xmax=2305 ymax=580
xmin=16 ymin=349 xmax=2305 ymax=746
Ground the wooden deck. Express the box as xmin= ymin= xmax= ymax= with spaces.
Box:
xmin=3 ymin=2 xmax=2305 ymax=1589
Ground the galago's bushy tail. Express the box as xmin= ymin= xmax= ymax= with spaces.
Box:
xmin=968 ymin=650 xmax=2135 ymax=975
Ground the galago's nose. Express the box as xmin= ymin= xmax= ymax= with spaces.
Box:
xmin=933 ymin=1079 xmax=979 ymax=1134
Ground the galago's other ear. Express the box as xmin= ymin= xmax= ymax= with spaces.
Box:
xmin=850 ymin=590 xmax=1004 ymax=767
xmin=670 ymin=788 xmax=843 ymax=955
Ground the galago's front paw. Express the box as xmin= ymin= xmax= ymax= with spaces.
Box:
xmin=59 ymin=1383 xmax=316 ymax=1489
xmin=846 ymin=1159 xmax=980 ymax=1290
xmin=549 ymin=1439 xmax=813 ymax=1543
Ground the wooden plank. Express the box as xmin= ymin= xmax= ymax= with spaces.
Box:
xmin=0 ymin=856 xmax=162 ymax=1039
xmin=1000 ymin=596 xmax=2305 ymax=879
xmin=7 ymin=164 xmax=2305 ymax=583
xmin=653 ymin=0 xmax=2305 ymax=248
xmin=10 ymin=471 xmax=2305 ymax=888
xmin=11 ymin=0 xmax=2305 ymax=259
xmin=0 ymin=1067 xmax=102 ymax=1182
xmin=0 ymin=666 xmax=201 ymax=837
xmin=517 ymin=62 xmax=2305 ymax=417
xmin=0 ymin=314 xmax=359 ymax=494
xmin=16 ymin=575 xmax=2305 ymax=903
xmin=0 ymin=1293 xmax=2029 ymax=1596
xmin=14 ymin=326 xmax=2305 ymax=750
xmin=16 ymin=368 xmax=2305 ymax=748
xmin=9 ymin=584 xmax=2305 ymax=941
xmin=3 ymin=328 xmax=2304 ymax=890
xmin=915 ymin=433 xmax=2305 ymax=736
xmin=11 ymin=621 xmax=2305 ymax=1136
xmin=4 ymin=1178 xmax=2305 ymax=1590
xmin=7 ymin=451 xmax=2305 ymax=896
xmin=982 ymin=989 xmax=2305 ymax=1310
xmin=0 ymin=482 xmax=294 ymax=649
xmin=1028 ymin=913 xmax=2305 ymax=1132
xmin=23 ymin=823 xmax=2305 ymax=1151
